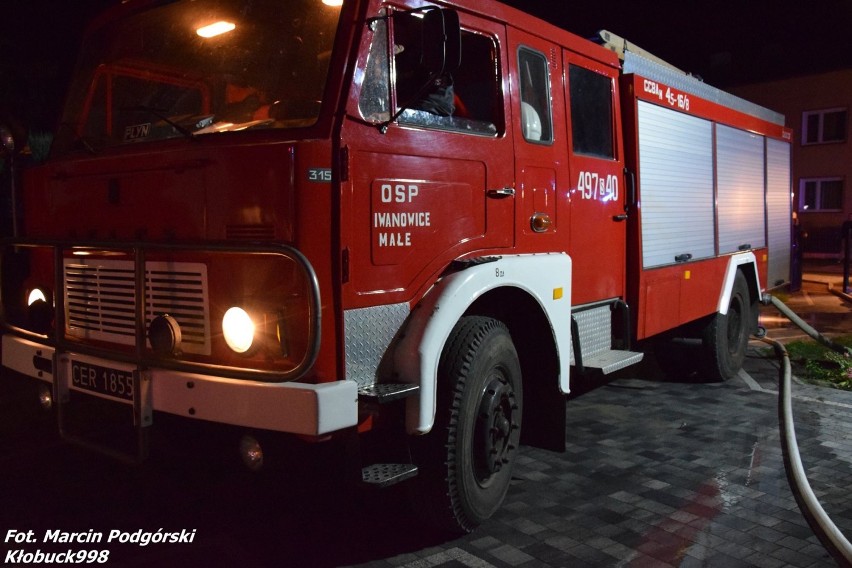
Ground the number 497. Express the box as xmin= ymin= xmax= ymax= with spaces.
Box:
xmin=577 ymin=171 xmax=619 ymax=202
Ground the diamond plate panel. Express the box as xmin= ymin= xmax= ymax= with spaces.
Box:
xmin=569 ymin=304 xmax=612 ymax=365
xmin=344 ymin=303 xmax=409 ymax=387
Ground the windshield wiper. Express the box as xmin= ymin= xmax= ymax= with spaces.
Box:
xmin=121 ymin=105 xmax=198 ymax=140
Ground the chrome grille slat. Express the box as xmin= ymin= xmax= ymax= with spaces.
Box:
xmin=64 ymin=259 xmax=211 ymax=355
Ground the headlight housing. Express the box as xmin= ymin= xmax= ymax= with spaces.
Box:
xmin=0 ymin=243 xmax=320 ymax=381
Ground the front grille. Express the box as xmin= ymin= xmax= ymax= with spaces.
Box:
xmin=64 ymin=259 xmax=211 ymax=355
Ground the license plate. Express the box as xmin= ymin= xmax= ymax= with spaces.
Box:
xmin=71 ymin=360 xmax=134 ymax=402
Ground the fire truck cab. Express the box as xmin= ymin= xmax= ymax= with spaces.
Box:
xmin=1 ymin=0 xmax=791 ymax=533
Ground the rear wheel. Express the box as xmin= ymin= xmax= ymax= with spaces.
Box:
xmin=412 ymin=316 xmax=522 ymax=533
xmin=703 ymin=271 xmax=752 ymax=381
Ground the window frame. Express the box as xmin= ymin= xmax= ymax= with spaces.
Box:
xmin=567 ymin=63 xmax=616 ymax=160
xmin=517 ymin=46 xmax=553 ymax=145
xmin=801 ymin=107 xmax=847 ymax=145
xmin=799 ymin=177 xmax=844 ymax=212
xmin=389 ymin=11 xmax=504 ymax=136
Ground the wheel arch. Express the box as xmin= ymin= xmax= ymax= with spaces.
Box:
xmin=717 ymin=252 xmax=761 ymax=332
xmin=394 ymin=254 xmax=572 ymax=436
xmin=466 ymin=286 xmax=568 ymax=451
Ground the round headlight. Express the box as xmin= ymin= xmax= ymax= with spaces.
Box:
xmin=223 ymin=307 xmax=255 ymax=353
xmin=26 ymin=288 xmax=54 ymax=335
xmin=27 ymin=288 xmax=47 ymax=306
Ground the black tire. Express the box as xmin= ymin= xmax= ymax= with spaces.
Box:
xmin=703 ymin=271 xmax=752 ymax=381
xmin=411 ymin=316 xmax=522 ymax=533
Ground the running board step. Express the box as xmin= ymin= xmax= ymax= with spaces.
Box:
xmin=361 ymin=463 xmax=419 ymax=488
xmin=582 ymin=350 xmax=644 ymax=374
xmin=358 ymin=383 xmax=419 ymax=403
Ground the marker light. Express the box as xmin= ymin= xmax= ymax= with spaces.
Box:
xmin=196 ymin=21 xmax=236 ymax=38
xmin=322 ymin=0 xmax=343 ymax=6
xmin=38 ymin=384 xmax=53 ymax=411
xmin=239 ymin=435 xmax=264 ymax=471
xmin=223 ymin=307 xmax=255 ymax=353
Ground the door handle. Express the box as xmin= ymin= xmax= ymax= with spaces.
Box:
xmin=612 ymin=214 xmax=628 ymax=222
xmin=487 ymin=187 xmax=515 ymax=198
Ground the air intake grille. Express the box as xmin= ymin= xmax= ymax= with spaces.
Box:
xmin=64 ymin=259 xmax=211 ymax=355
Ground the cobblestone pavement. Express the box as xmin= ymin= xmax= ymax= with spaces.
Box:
xmin=1 ymin=275 xmax=850 ymax=567
xmin=341 ymin=345 xmax=852 ymax=568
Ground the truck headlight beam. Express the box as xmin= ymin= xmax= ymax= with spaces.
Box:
xmin=223 ymin=306 xmax=255 ymax=354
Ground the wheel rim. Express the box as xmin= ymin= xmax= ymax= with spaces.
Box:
xmin=473 ymin=373 xmax=518 ymax=484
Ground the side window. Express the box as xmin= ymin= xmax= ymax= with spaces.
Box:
xmin=392 ymin=14 xmax=502 ymax=135
xmin=358 ymin=17 xmax=390 ymax=121
xmin=568 ymin=64 xmax=614 ymax=158
xmin=518 ymin=48 xmax=553 ymax=143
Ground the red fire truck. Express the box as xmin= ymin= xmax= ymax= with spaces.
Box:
xmin=1 ymin=0 xmax=791 ymax=532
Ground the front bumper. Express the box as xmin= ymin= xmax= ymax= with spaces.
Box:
xmin=3 ymin=334 xmax=358 ymax=436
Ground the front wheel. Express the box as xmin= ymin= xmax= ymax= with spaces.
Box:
xmin=703 ymin=270 xmax=753 ymax=381
xmin=411 ymin=316 xmax=522 ymax=533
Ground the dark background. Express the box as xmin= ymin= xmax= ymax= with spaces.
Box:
xmin=2 ymin=1 xmax=852 ymax=134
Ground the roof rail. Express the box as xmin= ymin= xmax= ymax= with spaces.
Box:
xmin=596 ymin=29 xmax=686 ymax=75
xmin=595 ymin=29 xmax=785 ymax=126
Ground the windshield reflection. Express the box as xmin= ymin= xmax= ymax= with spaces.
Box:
xmin=54 ymin=0 xmax=342 ymax=156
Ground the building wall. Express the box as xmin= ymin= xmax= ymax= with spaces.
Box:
xmin=732 ymin=69 xmax=852 ymax=257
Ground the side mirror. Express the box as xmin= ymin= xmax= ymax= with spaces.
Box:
xmin=421 ymin=8 xmax=461 ymax=75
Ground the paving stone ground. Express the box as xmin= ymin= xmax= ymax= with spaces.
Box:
xmin=343 ymin=274 xmax=852 ymax=568
xmin=0 ymin=271 xmax=850 ymax=567
xmin=343 ymin=345 xmax=852 ymax=568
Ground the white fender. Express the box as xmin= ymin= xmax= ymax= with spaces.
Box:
xmin=717 ymin=252 xmax=760 ymax=314
xmin=394 ymin=253 xmax=573 ymax=435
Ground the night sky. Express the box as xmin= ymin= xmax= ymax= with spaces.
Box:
xmin=1 ymin=1 xmax=113 ymax=132
xmin=2 ymin=0 xmax=851 ymax=133
xmin=503 ymin=0 xmax=852 ymax=86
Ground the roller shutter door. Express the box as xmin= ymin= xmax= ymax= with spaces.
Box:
xmin=638 ymin=101 xmax=715 ymax=268
xmin=716 ymin=124 xmax=766 ymax=254
xmin=766 ymin=138 xmax=792 ymax=287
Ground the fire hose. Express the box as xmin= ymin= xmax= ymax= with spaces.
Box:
xmin=761 ymin=294 xmax=852 ymax=566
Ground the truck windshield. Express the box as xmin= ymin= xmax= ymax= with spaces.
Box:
xmin=53 ymin=0 xmax=342 ymax=156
